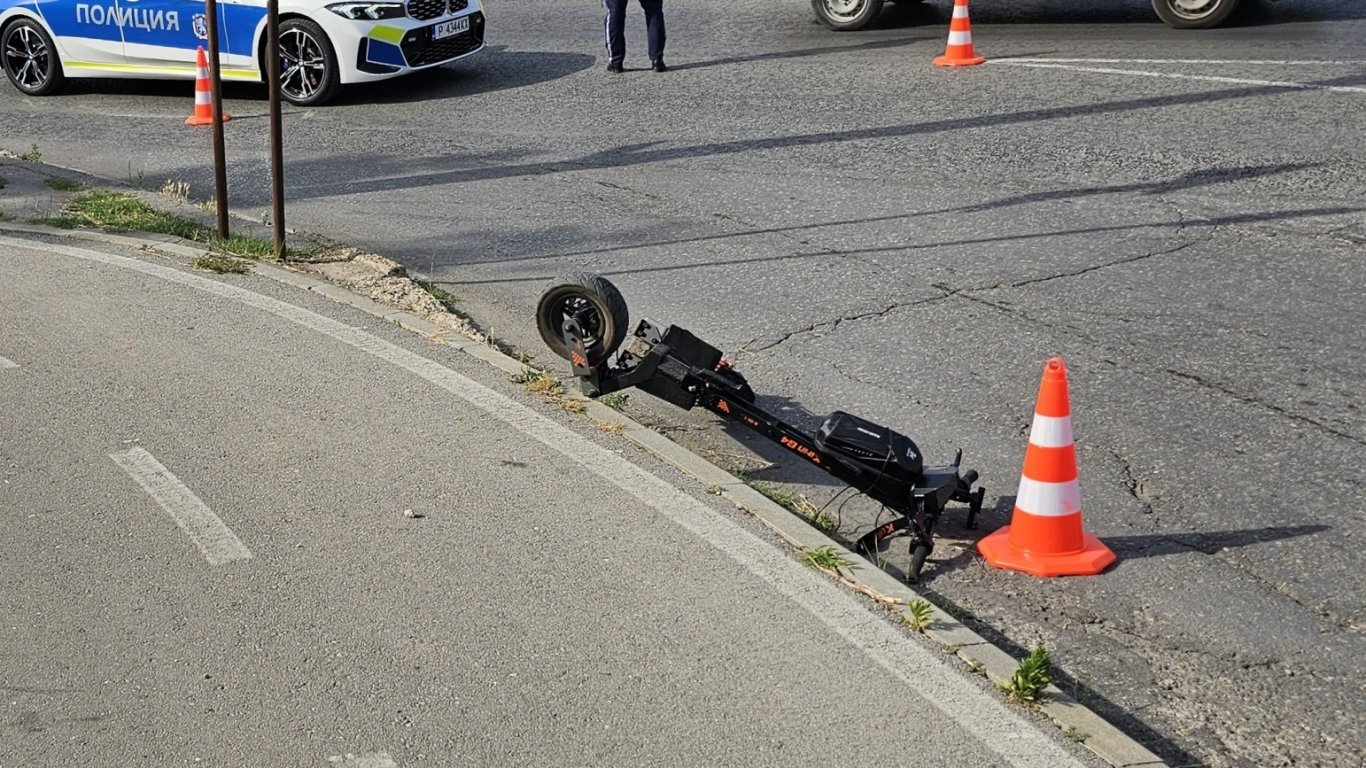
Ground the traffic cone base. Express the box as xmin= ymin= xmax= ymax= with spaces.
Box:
xmin=934 ymin=0 xmax=986 ymax=68
xmin=933 ymin=52 xmax=986 ymax=68
xmin=186 ymin=46 xmax=231 ymax=126
xmin=977 ymin=526 xmax=1116 ymax=577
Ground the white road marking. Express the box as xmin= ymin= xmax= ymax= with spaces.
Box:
xmin=3 ymin=235 xmax=1084 ymax=767
xmin=0 ymin=356 xmax=17 ymax=369
xmin=326 ymin=753 xmax=399 ymax=768
xmin=999 ymin=58 xmax=1366 ymax=66
xmin=994 ymin=61 xmax=1366 ymax=94
xmin=109 ymin=447 xmax=252 ymax=566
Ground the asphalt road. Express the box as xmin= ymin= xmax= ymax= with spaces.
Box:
xmin=2 ymin=1 xmax=1364 ymax=765
xmin=0 ymin=232 xmax=1102 ymax=767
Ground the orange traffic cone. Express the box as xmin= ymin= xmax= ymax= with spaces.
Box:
xmin=933 ymin=0 xmax=986 ymax=68
xmin=186 ymin=47 xmax=231 ymax=126
xmin=977 ymin=357 xmax=1115 ymax=577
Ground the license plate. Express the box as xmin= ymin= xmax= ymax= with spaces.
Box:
xmin=433 ymin=17 xmax=470 ymax=40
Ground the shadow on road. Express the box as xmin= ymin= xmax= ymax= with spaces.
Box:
xmin=440 ymin=162 xmax=1321 ymax=267
xmin=436 ymin=204 xmax=1364 ymax=285
xmin=673 ymin=35 xmax=934 ymax=71
xmin=1106 ymin=524 xmax=1331 ymax=557
xmin=230 ymin=72 xmax=1364 ymax=209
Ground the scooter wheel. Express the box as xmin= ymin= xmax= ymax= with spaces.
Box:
xmin=536 ymin=273 xmax=630 ymax=367
xmin=908 ymin=541 xmax=932 ymax=584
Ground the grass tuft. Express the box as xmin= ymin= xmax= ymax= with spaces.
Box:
xmin=63 ymin=189 xmax=201 ymax=238
xmin=20 ymin=144 xmax=41 ymax=162
xmin=902 ymin=599 xmax=935 ymax=633
xmin=30 ymin=214 xmax=81 ymax=229
xmin=800 ymin=545 xmax=857 ymax=574
xmin=998 ymin=646 xmax=1052 ymax=704
xmin=599 ymin=392 xmax=630 ymax=411
xmin=44 ymin=177 xmax=85 ymax=192
xmin=54 ymin=190 xmax=306 ymax=260
xmin=192 ymin=254 xmax=251 ymax=274
xmin=160 ymin=179 xmax=190 ymax=201
xmin=419 ymin=281 xmax=461 ymax=313
xmin=791 ymin=495 xmax=836 ymax=532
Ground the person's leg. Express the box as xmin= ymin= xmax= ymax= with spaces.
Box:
xmin=639 ymin=0 xmax=666 ymax=65
xmin=603 ymin=0 xmax=628 ymax=69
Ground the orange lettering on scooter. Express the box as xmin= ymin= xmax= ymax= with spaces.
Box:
xmin=780 ymin=435 xmax=821 ymax=464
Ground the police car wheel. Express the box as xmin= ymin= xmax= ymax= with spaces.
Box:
xmin=811 ymin=0 xmax=885 ymax=31
xmin=274 ymin=18 xmax=339 ymax=107
xmin=1 ymin=19 xmax=66 ymax=96
xmin=1151 ymin=0 xmax=1241 ymax=28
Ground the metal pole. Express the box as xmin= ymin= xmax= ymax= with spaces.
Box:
xmin=205 ymin=0 xmax=229 ymax=238
xmin=266 ymin=0 xmax=285 ymax=258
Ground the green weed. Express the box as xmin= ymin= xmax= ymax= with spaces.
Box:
xmin=20 ymin=144 xmax=41 ymax=162
xmin=30 ymin=214 xmax=81 ymax=229
xmin=599 ymin=392 xmax=630 ymax=411
xmin=58 ymin=190 xmax=304 ymax=260
xmin=419 ymin=281 xmax=461 ymax=313
xmin=800 ymin=545 xmax=857 ymax=574
xmin=62 ymin=190 xmax=201 ymax=238
xmin=44 ymin=177 xmax=85 ymax=192
xmin=903 ymin=599 xmax=935 ymax=633
xmin=999 ymin=646 xmax=1052 ymax=704
xmin=192 ymin=254 xmax=251 ymax=274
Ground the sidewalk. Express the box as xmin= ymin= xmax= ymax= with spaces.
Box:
xmin=1 ymin=155 xmax=1162 ymax=767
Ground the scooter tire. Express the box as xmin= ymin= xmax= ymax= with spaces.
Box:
xmin=908 ymin=541 xmax=932 ymax=584
xmin=536 ymin=273 xmax=630 ymax=367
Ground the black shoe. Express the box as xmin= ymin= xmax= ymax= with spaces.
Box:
xmin=606 ymin=62 xmax=624 ymax=74
xmin=651 ymin=59 xmax=668 ymax=73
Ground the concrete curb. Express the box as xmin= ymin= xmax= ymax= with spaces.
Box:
xmin=0 ymin=221 xmax=1168 ymax=768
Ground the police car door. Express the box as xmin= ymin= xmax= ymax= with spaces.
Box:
xmin=117 ymin=0 xmax=223 ymax=71
xmin=51 ymin=0 xmax=129 ymax=66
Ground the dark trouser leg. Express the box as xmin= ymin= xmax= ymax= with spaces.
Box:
xmin=603 ymin=0 xmax=627 ymax=64
xmin=639 ymin=0 xmax=665 ymax=62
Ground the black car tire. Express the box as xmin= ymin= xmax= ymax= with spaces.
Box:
xmin=2 ymin=18 xmax=66 ymax=96
xmin=811 ymin=0 xmax=886 ymax=31
xmin=271 ymin=18 xmax=340 ymax=106
xmin=1151 ymin=0 xmax=1241 ymax=29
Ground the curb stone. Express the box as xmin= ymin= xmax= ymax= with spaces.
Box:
xmin=0 ymin=220 xmax=1169 ymax=768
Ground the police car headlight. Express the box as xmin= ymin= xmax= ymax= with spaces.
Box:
xmin=326 ymin=2 xmax=407 ymax=20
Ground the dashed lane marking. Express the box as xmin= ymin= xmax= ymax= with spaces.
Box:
xmin=0 ymin=356 xmax=17 ymax=369
xmin=109 ymin=447 xmax=252 ymax=566
xmin=326 ymin=753 xmax=399 ymax=768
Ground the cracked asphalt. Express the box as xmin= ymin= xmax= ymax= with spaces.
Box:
xmin=2 ymin=0 xmax=1363 ymax=765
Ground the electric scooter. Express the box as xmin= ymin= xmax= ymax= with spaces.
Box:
xmin=536 ymin=273 xmax=985 ymax=582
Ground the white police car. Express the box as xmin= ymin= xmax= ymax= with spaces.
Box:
xmin=0 ymin=0 xmax=485 ymax=106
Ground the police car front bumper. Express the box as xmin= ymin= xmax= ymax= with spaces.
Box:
xmin=351 ymin=11 xmax=484 ymax=78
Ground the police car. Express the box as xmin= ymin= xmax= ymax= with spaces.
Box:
xmin=0 ymin=0 xmax=485 ymax=106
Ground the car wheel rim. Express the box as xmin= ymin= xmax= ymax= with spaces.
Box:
xmin=822 ymin=0 xmax=866 ymax=21
xmin=1169 ymin=0 xmax=1218 ymax=18
xmin=279 ymin=29 xmax=326 ymax=101
xmin=4 ymin=26 xmax=51 ymax=90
